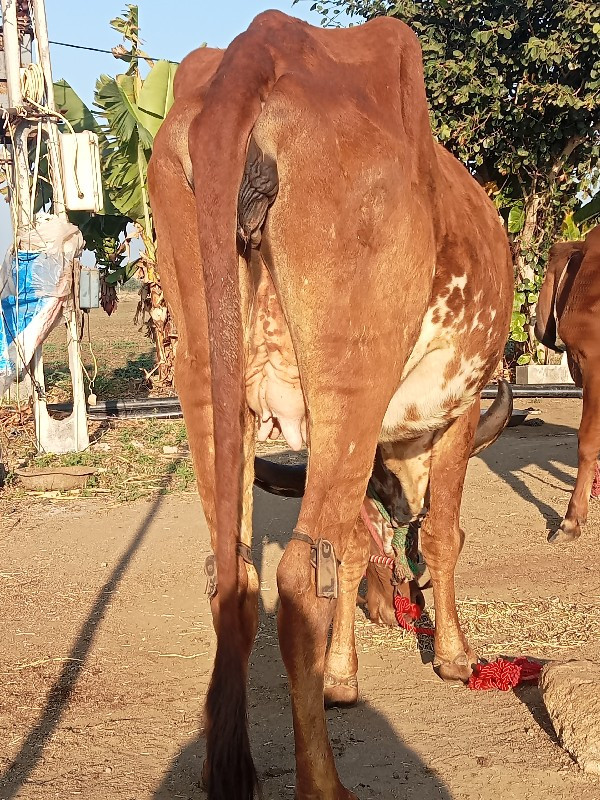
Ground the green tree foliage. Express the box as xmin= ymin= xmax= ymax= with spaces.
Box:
xmin=298 ymin=0 xmax=600 ymax=356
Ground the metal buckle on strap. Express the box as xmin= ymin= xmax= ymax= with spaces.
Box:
xmin=204 ymin=554 xmax=217 ymax=599
xmin=203 ymin=541 xmax=254 ymax=599
xmin=291 ymin=529 xmax=339 ymax=600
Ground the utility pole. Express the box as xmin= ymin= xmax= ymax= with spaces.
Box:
xmin=0 ymin=0 xmax=89 ymax=453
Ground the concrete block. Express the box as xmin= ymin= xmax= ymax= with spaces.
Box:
xmin=515 ymin=363 xmax=574 ymax=385
xmin=541 ymin=660 xmax=600 ymax=776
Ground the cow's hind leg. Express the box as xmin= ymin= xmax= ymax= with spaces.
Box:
xmin=419 ymin=402 xmax=479 ymax=682
xmin=277 ymin=396 xmax=384 ymax=800
xmin=551 ymin=372 xmax=600 ymax=543
xmin=324 ymin=515 xmax=370 ymax=708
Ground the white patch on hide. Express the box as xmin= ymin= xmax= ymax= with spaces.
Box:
xmin=380 ymin=273 xmax=488 ymax=439
xmin=470 ymin=310 xmax=483 ymax=332
xmin=449 ymin=274 xmax=467 ymax=292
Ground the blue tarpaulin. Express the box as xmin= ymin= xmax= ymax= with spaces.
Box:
xmin=0 ymin=214 xmax=83 ymax=396
xmin=0 ymin=250 xmax=67 ymax=396
xmin=1 ymin=252 xmax=42 ymax=371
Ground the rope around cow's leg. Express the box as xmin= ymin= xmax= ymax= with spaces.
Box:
xmin=362 ymin=495 xmax=542 ymax=691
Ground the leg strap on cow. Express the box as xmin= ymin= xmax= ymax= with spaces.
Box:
xmin=204 ymin=554 xmax=218 ymax=599
xmin=236 ymin=542 xmax=254 ymax=565
xmin=291 ymin=529 xmax=339 ymax=600
xmin=203 ymin=542 xmax=255 ymax=599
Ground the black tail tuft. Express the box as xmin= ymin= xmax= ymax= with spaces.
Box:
xmin=205 ymin=635 xmax=258 ymax=800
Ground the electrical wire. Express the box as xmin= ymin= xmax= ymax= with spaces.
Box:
xmin=30 ymin=118 xmax=42 ymax=214
xmin=48 ymin=38 xmax=180 ymax=64
xmin=75 ymin=311 xmax=99 ymax=401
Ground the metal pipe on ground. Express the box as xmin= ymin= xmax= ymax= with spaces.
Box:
xmin=49 ymin=397 xmax=183 ymax=420
xmin=45 ymin=383 xmax=582 ymax=422
xmin=480 ymin=384 xmax=582 ymax=399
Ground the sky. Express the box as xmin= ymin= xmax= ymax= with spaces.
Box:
xmin=46 ymin=0 xmax=326 ymax=106
xmin=0 ymin=0 xmax=340 ymax=255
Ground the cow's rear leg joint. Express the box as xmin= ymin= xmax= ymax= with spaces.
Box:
xmin=291 ymin=530 xmax=339 ymax=599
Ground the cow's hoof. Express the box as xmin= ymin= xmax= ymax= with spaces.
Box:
xmin=324 ymin=673 xmax=358 ymax=708
xmin=548 ymin=519 xmax=581 ymax=543
xmin=433 ymin=651 xmax=476 ymax=683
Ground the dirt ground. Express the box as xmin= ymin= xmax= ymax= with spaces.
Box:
xmin=41 ymin=293 xmax=156 ymax=404
xmin=1 ymin=396 xmax=600 ymax=800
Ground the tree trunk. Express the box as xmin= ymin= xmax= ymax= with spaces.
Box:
xmin=514 ymin=194 xmax=543 ymax=351
xmin=514 ymin=194 xmax=541 ymax=285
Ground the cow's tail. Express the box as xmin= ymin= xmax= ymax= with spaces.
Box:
xmin=534 ymin=242 xmax=583 ymax=351
xmin=188 ymin=32 xmax=279 ymax=800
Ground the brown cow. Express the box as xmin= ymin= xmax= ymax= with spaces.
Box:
xmin=148 ymin=12 xmax=512 ymax=800
xmin=535 ymin=224 xmax=600 ymax=543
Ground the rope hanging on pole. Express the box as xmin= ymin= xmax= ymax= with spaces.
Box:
xmin=20 ymin=62 xmax=46 ymax=106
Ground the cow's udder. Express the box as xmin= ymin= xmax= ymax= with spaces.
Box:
xmin=245 ymin=269 xmax=306 ymax=451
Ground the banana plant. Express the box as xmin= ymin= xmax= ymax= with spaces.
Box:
xmin=53 ymin=5 xmax=178 ymax=387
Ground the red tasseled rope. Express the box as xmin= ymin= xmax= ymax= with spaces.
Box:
xmin=393 ymin=593 xmax=435 ymax=637
xmin=467 ymin=657 xmax=542 ymax=691
xmin=369 ymin=501 xmax=543 ymax=691
xmin=393 ymin=594 xmax=542 ymax=691
xmin=592 ymin=461 xmax=600 ymax=499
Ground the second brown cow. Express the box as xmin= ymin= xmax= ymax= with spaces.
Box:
xmin=536 ymin=224 xmax=600 ymax=543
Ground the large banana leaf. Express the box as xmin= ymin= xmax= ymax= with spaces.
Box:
xmin=95 ymin=73 xmax=153 ymax=150
xmin=44 ymin=12 xmax=177 ymax=289
xmin=54 ymin=79 xmax=104 ymax=139
xmin=103 ymin=138 xmax=146 ymax=222
xmin=136 ymin=60 xmax=177 ymax=139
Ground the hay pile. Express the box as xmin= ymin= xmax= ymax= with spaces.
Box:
xmin=355 ymin=596 xmax=600 ymax=659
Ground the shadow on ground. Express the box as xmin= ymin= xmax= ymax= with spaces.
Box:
xmin=514 ymin=683 xmax=561 ymax=748
xmin=0 ymin=467 xmax=178 ymax=799
xmin=151 ymin=681 xmax=453 ymax=799
xmin=478 ymin=420 xmax=579 ymax=527
xmin=152 ymin=483 xmax=453 ymax=799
